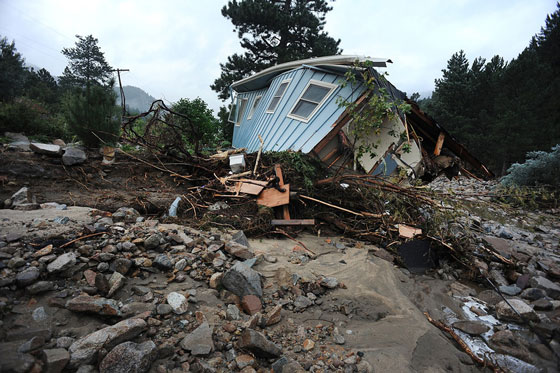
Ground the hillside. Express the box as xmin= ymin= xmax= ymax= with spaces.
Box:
xmin=115 ymin=85 xmax=156 ymax=113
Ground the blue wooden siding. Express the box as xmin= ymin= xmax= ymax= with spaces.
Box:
xmin=232 ymin=66 xmax=365 ymax=153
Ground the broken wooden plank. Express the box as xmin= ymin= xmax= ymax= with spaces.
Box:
xmin=274 ymin=164 xmax=290 ymax=220
xmin=257 ymin=184 xmax=290 ymax=207
xmin=434 ymin=132 xmax=445 ymax=156
xmin=271 ymin=219 xmax=315 ymax=226
xmin=253 ymin=134 xmax=264 ymax=175
xmin=398 ymin=224 xmax=422 ymax=238
xmin=238 ymin=179 xmax=267 ymax=195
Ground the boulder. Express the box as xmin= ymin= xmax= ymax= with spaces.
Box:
xmin=47 ymin=252 xmax=77 ymax=273
xmin=66 ymin=295 xmax=121 ymax=316
xmin=222 ymin=261 xmax=262 ymax=297
xmin=68 ymin=318 xmax=147 ymax=367
xmin=30 ymin=142 xmax=62 ymax=156
xmin=167 ymin=292 xmax=189 ymax=314
xmin=495 ymin=299 xmax=538 ymax=322
xmin=99 ymin=341 xmax=157 ymax=373
xmin=180 ymin=322 xmax=214 ymax=355
xmin=62 ymin=147 xmax=87 ymax=166
xmin=42 ymin=348 xmax=70 ymax=373
xmin=238 ymin=329 xmax=282 ymax=358
xmin=529 ymin=276 xmax=560 ymax=299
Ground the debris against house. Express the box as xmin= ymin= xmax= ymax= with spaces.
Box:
xmin=229 ymin=55 xmax=493 ymax=181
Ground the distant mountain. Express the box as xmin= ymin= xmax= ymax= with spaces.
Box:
xmin=115 ymin=85 xmax=156 ymax=114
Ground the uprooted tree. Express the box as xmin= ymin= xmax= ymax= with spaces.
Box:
xmin=211 ymin=0 xmax=342 ymax=101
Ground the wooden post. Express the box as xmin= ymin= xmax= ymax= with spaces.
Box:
xmin=434 ymin=132 xmax=445 ymax=156
xmin=274 ymin=164 xmax=290 ymax=220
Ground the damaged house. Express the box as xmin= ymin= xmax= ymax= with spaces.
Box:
xmin=229 ymin=55 xmax=493 ymax=180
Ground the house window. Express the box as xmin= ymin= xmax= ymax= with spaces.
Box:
xmin=236 ymin=98 xmax=248 ymax=126
xmin=287 ymin=80 xmax=337 ymax=122
xmin=247 ymin=95 xmax=262 ymax=120
xmin=227 ymin=102 xmax=237 ymax=123
xmin=266 ymin=79 xmax=291 ymax=113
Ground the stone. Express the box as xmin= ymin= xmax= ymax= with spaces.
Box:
xmin=237 ymin=329 xmax=282 ymax=358
xmin=180 ymin=322 xmax=214 ymax=355
xmin=111 ymin=258 xmax=132 ymax=275
xmin=224 ymin=241 xmax=254 ymax=260
xmin=222 ymin=261 xmax=262 ymax=297
xmin=333 ymin=327 xmax=345 ymax=345
xmin=10 ymin=187 xmax=31 ymax=206
xmin=112 ymin=207 xmax=140 ymax=223
xmin=33 ymin=244 xmax=53 ymax=258
xmin=52 ymin=139 xmax=66 ymax=146
xmin=66 ymin=295 xmax=121 ymax=316
xmin=320 ymin=277 xmax=339 ymax=289
xmin=95 ymin=273 xmax=110 ymax=295
xmin=209 ymin=272 xmax=223 ymax=289
xmin=516 ymin=274 xmax=530 ymax=289
xmin=532 ymin=298 xmax=553 ymax=311
xmin=99 ymin=341 xmax=157 ymax=373
xmin=62 ymin=147 xmax=87 ymax=166
xmin=16 ymin=267 xmax=41 ymax=287
xmin=144 ymin=234 xmax=161 ymax=250
xmin=226 ymin=304 xmax=241 ymax=320
xmin=489 ymin=330 xmax=532 ymax=363
xmin=495 ymin=299 xmax=538 ymax=322
xmin=232 ymin=230 xmax=250 ymax=248
xmin=18 ymin=336 xmax=45 ymax=353
xmin=30 ymin=142 xmax=62 ymax=156
xmin=32 ymin=306 xmax=48 ymax=321
xmin=266 ymin=304 xmax=282 ymax=326
xmin=56 ymin=337 xmax=75 ymax=349
xmin=452 ymin=320 xmax=490 ymax=336
xmin=0 ymin=343 xmax=34 ymax=373
xmin=153 ymin=254 xmax=173 ymax=270
xmin=235 ymin=354 xmax=255 ymax=369
xmin=241 ymin=295 xmax=262 ymax=315
xmin=476 ymin=289 xmax=502 ymax=305
xmin=302 ymin=339 xmax=314 ymax=351
xmin=156 ymin=304 xmax=173 ymax=315
xmin=47 ymin=252 xmax=77 ymax=273
xmin=174 ymin=258 xmax=187 ymax=271
xmin=294 ymin=296 xmax=313 ymax=310
xmin=131 ymin=285 xmax=151 ymax=296
xmin=27 ymin=281 xmax=54 ymax=294
xmin=83 ymin=269 xmax=97 ymax=286
xmin=120 ymin=302 xmax=155 ymax=317
xmin=498 ymin=284 xmax=521 ymax=296
xmin=107 ymin=272 xmax=126 ymax=297
xmin=167 ymin=292 xmax=189 ymax=314
xmin=43 ymin=348 xmax=70 ymax=373
xmin=529 ymin=276 xmax=560 ymax=299
xmin=69 ymin=318 xmax=147 ymax=367
xmin=489 ymin=269 xmax=508 ymax=287
xmin=521 ymin=287 xmax=547 ymax=301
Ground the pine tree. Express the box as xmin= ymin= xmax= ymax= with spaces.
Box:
xmin=211 ymin=0 xmax=342 ymax=100
xmin=0 ymin=37 xmax=26 ymax=102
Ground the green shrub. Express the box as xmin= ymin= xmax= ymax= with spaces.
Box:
xmin=64 ymin=86 xmax=120 ymax=147
xmin=0 ymin=97 xmax=68 ymax=139
xmin=501 ymin=145 xmax=560 ymax=187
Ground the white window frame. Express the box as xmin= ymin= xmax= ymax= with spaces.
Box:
xmin=235 ymin=98 xmax=248 ymax=126
xmin=247 ymin=95 xmax=262 ymax=120
xmin=287 ymin=79 xmax=337 ymax=123
xmin=266 ymin=79 xmax=291 ymax=114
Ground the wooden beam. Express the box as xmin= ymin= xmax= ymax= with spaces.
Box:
xmin=271 ymin=219 xmax=315 ymax=226
xmin=434 ymin=132 xmax=445 ymax=156
xmin=257 ymin=184 xmax=290 ymax=207
xmin=274 ymin=164 xmax=290 ymax=220
xmin=321 ymin=148 xmax=338 ymax=162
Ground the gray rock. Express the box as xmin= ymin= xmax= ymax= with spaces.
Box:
xmin=521 ymin=287 xmax=547 ymax=301
xmin=156 ymin=304 xmax=173 ymax=315
xmin=222 ymin=261 xmax=262 ymax=297
xmin=66 ymin=295 xmax=121 ymax=316
xmin=112 ymin=207 xmax=140 ymax=223
xmin=452 ymin=320 xmax=490 ymax=336
xmin=232 ymin=230 xmax=250 ymax=248
xmin=144 ymin=234 xmax=161 ymax=250
xmin=10 ymin=187 xmax=31 ymax=206
xmin=120 ymin=302 xmax=155 ymax=317
xmin=16 ymin=267 xmax=41 ymax=287
xmin=224 ymin=241 xmax=254 ymax=260
xmin=30 ymin=142 xmax=62 ymax=156
xmin=167 ymin=292 xmax=188 ymax=314
xmin=497 ymin=226 xmax=514 ymax=239
xmin=56 ymin=337 xmax=75 ymax=349
xmin=62 ymin=147 xmax=87 ymax=166
xmin=238 ymin=328 xmax=282 ymax=358
xmin=488 ymin=330 xmax=532 ymax=363
xmin=69 ymin=318 xmax=147 ymax=367
xmin=489 ymin=269 xmax=508 ymax=287
xmin=332 ymin=327 xmax=345 ymax=345
xmin=32 ymin=306 xmax=48 ymax=322
xmin=320 ymin=277 xmax=339 ymax=289
xmin=174 ymin=258 xmax=187 ymax=271
xmin=111 ymin=258 xmax=132 ymax=275
xmin=529 ymin=276 xmax=560 ymax=299
xmin=495 ymin=299 xmax=538 ymax=322
xmin=180 ymin=322 xmax=214 ymax=355
xmin=153 ymin=254 xmax=173 ymax=270
xmin=226 ymin=304 xmax=241 ymax=320
xmin=18 ymin=336 xmax=45 ymax=353
xmin=47 ymin=252 xmax=77 ymax=273
xmin=294 ymin=296 xmax=313 ymax=310
xmin=107 ymin=271 xmax=126 ymax=297
xmin=43 ymin=348 xmax=70 ymax=373
xmin=498 ymin=284 xmax=522 ymax=296
xmin=99 ymin=341 xmax=157 ymax=373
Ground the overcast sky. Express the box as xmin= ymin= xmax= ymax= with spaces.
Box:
xmin=0 ymin=0 xmax=557 ymax=113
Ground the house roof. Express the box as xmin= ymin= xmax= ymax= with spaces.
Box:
xmin=231 ymin=55 xmax=392 ymax=93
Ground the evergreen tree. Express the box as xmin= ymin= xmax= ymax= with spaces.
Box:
xmin=211 ymin=0 xmax=342 ymax=100
xmin=0 ymin=37 xmax=26 ymax=102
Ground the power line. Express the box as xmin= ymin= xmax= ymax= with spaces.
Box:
xmin=3 ymin=2 xmax=75 ymax=42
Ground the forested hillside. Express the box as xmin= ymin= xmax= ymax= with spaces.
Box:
xmin=419 ymin=4 xmax=560 ymax=175
xmin=115 ymin=85 xmax=156 ymax=114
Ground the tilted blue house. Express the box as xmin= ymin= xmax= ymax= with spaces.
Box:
xmin=229 ymin=55 xmax=493 ymax=179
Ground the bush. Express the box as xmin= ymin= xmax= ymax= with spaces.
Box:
xmin=64 ymin=85 xmax=120 ymax=147
xmin=501 ymin=145 xmax=560 ymax=187
xmin=0 ymin=97 xmax=68 ymax=139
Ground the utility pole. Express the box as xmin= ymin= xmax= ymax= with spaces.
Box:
xmin=111 ymin=68 xmax=130 ymax=119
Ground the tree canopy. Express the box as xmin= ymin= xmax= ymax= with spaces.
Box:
xmin=211 ymin=0 xmax=342 ymax=100
xmin=0 ymin=37 xmax=26 ymax=102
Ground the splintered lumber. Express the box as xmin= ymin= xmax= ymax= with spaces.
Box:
xmin=434 ymin=132 xmax=446 ymax=156
xmin=299 ymin=195 xmax=363 ymax=217
xmin=274 ymin=164 xmax=290 ymax=220
xmin=238 ymin=179 xmax=268 ymax=195
xmin=271 ymin=219 xmax=315 ymax=226
xmin=253 ymin=134 xmax=264 ymax=175
xmin=257 ymin=184 xmax=290 ymax=207
xmin=398 ymin=224 xmax=422 ymax=238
